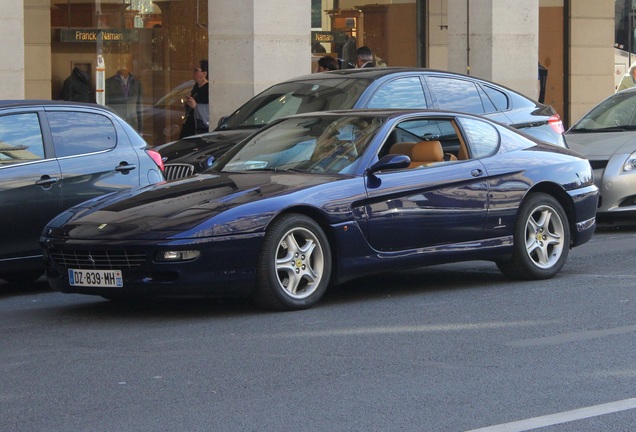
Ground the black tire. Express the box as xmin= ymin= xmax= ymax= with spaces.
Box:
xmin=253 ymin=214 xmax=332 ymax=311
xmin=1 ymin=270 xmax=43 ymax=285
xmin=496 ymin=193 xmax=570 ymax=280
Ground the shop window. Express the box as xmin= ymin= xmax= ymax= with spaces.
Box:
xmin=51 ymin=0 xmax=208 ymax=147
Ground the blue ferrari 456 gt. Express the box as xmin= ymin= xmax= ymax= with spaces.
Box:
xmin=40 ymin=109 xmax=599 ymax=310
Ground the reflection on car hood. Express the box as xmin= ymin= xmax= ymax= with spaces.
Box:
xmin=566 ymin=131 xmax=636 ymax=159
xmin=47 ymin=172 xmax=342 ymax=241
xmin=155 ymin=129 xmax=256 ymax=167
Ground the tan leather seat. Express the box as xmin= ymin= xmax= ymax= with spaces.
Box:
xmin=457 ymin=144 xmax=468 ymax=160
xmin=388 ymin=142 xmax=417 ymax=158
xmin=409 ymin=140 xmax=444 ymax=168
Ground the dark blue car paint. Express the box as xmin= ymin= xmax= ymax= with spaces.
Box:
xmin=41 ymin=110 xmax=596 ymax=298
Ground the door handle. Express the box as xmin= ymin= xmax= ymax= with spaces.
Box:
xmin=471 ymin=169 xmax=483 ymax=177
xmin=115 ymin=163 xmax=137 ymax=173
xmin=35 ymin=176 xmax=59 ymax=187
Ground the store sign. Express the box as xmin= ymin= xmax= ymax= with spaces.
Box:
xmin=60 ymin=29 xmax=138 ymax=43
xmin=312 ymin=31 xmax=334 ymax=43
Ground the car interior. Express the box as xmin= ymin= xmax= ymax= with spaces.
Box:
xmin=380 ymin=118 xmax=470 ymax=167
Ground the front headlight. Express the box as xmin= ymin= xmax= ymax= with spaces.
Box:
xmin=624 ymin=151 xmax=636 ymax=172
xmin=155 ymin=250 xmax=201 ymax=262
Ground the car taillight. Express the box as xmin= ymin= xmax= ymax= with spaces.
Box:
xmin=548 ymin=114 xmax=565 ymax=134
xmin=145 ymin=149 xmax=165 ymax=172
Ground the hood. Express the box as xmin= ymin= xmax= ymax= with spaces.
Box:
xmin=156 ymin=129 xmax=256 ymax=172
xmin=46 ymin=172 xmax=343 ymax=241
xmin=566 ymin=131 xmax=636 ymax=160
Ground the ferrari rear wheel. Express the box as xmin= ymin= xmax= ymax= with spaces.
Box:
xmin=254 ymin=213 xmax=332 ymax=311
xmin=496 ymin=193 xmax=570 ymax=280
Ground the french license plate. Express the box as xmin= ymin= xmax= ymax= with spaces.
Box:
xmin=68 ymin=269 xmax=123 ymax=287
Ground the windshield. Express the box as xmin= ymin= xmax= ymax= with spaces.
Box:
xmin=216 ymin=115 xmax=384 ymax=175
xmin=218 ymin=78 xmax=371 ymax=130
xmin=570 ymin=91 xmax=636 ymax=132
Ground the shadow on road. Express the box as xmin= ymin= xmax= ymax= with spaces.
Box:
xmin=6 ymin=262 xmax=510 ymax=321
xmin=3 ymin=221 xmax=632 ymax=316
xmin=0 ymin=276 xmax=51 ymax=299
xmin=322 ymin=261 xmax=509 ymax=306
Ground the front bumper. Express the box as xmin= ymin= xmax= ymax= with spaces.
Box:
xmin=568 ymin=184 xmax=599 ymax=247
xmin=41 ymin=233 xmax=264 ymax=298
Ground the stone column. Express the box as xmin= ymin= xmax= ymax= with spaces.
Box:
xmin=569 ymin=0 xmax=614 ymax=124
xmin=447 ymin=0 xmax=539 ymax=100
xmin=0 ymin=0 xmax=25 ymax=99
xmin=208 ymin=0 xmax=311 ymax=127
xmin=25 ymin=0 xmax=52 ymax=99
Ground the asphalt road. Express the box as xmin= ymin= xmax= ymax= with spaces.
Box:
xmin=1 ymin=226 xmax=636 ymax=431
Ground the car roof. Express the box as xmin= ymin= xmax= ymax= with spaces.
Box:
xmin=0 ymin=100 xmax=103 ymax=109
xmin=283 ymin=67 xmax=539 ymax=105
xmin=275 ymin=107 xmax=487 ymax=122
xmin=286 ymin=67 xmax=504 ymax=86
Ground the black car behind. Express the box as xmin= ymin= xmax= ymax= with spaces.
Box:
xmin=158 ymin=67 xmax=566 ymax=179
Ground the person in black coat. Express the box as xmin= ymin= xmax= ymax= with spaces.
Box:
xmin=179 ymin=59 xmax=210 ymax=138
xmin=61 ymin=67 xmax=92 ymax=102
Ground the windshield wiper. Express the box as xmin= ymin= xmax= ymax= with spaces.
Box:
xmin=571 ymin=125 xmax=636 ymax=133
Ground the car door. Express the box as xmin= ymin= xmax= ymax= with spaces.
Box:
xmin=359 ymin=116 xmax=490 ymax=252
xmin=44 ymin=108 xmax=142 ymax=210
xmin=0 ymin=110 xmax=63 ymax=263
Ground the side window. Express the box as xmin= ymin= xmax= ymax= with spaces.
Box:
xmin=0 ymin=113 xmax=45 ymax=164
xmin=427 ymin=77 xmax=485 ymax=114
xmin=458 ymin=117 xmax=500 ymax=158
xmin=482 ymin=85 xmax=510 ymax=111
xmin=47 ymin=111 xmax=116 ymax=157
xmin=367 ymin=77 xmax=428 ymax=109
xmin=381 ymin=118 xmax=464 ymax=163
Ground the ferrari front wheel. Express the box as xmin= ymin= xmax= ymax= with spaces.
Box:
xmin=497 ymin=193 xmax=570 ymax=280
xmin=253 ymin=214 xmax=332 ymax=311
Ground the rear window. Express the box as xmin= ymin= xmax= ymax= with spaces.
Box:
xmin=220 ymin=78 xmax=371 ymax=130
xmin=482 ymin=85 xmax=510 ymax=111
xmin=47 ymin=111 xmax=116 ymax=157
xmin=458 ymin=117 xmax=500 ymax=158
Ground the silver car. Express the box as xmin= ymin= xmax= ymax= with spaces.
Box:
xmin=566 ymin=88 xmax=636 ymax=222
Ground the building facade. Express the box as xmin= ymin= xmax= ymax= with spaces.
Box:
xmin=2 ymin=0 xmax=614 ymax=146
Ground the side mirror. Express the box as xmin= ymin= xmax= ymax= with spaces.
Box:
xmin=366 ymin=154 xmax=410 ymax=174
xmin=217 ymin=116 xmax=228 ymax=128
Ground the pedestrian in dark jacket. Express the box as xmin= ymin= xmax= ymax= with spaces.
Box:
xmin=105 ymin=68 xmax=143 ymax=132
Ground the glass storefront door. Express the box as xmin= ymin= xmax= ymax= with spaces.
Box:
xmin=311 ymin=0 xmax=418 ymax=72
xmin=51 ymin=0 xmax=208 ymax=146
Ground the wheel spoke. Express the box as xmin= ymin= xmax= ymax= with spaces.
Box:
xmin=528 ymin=239 xmax=549 ymax=265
